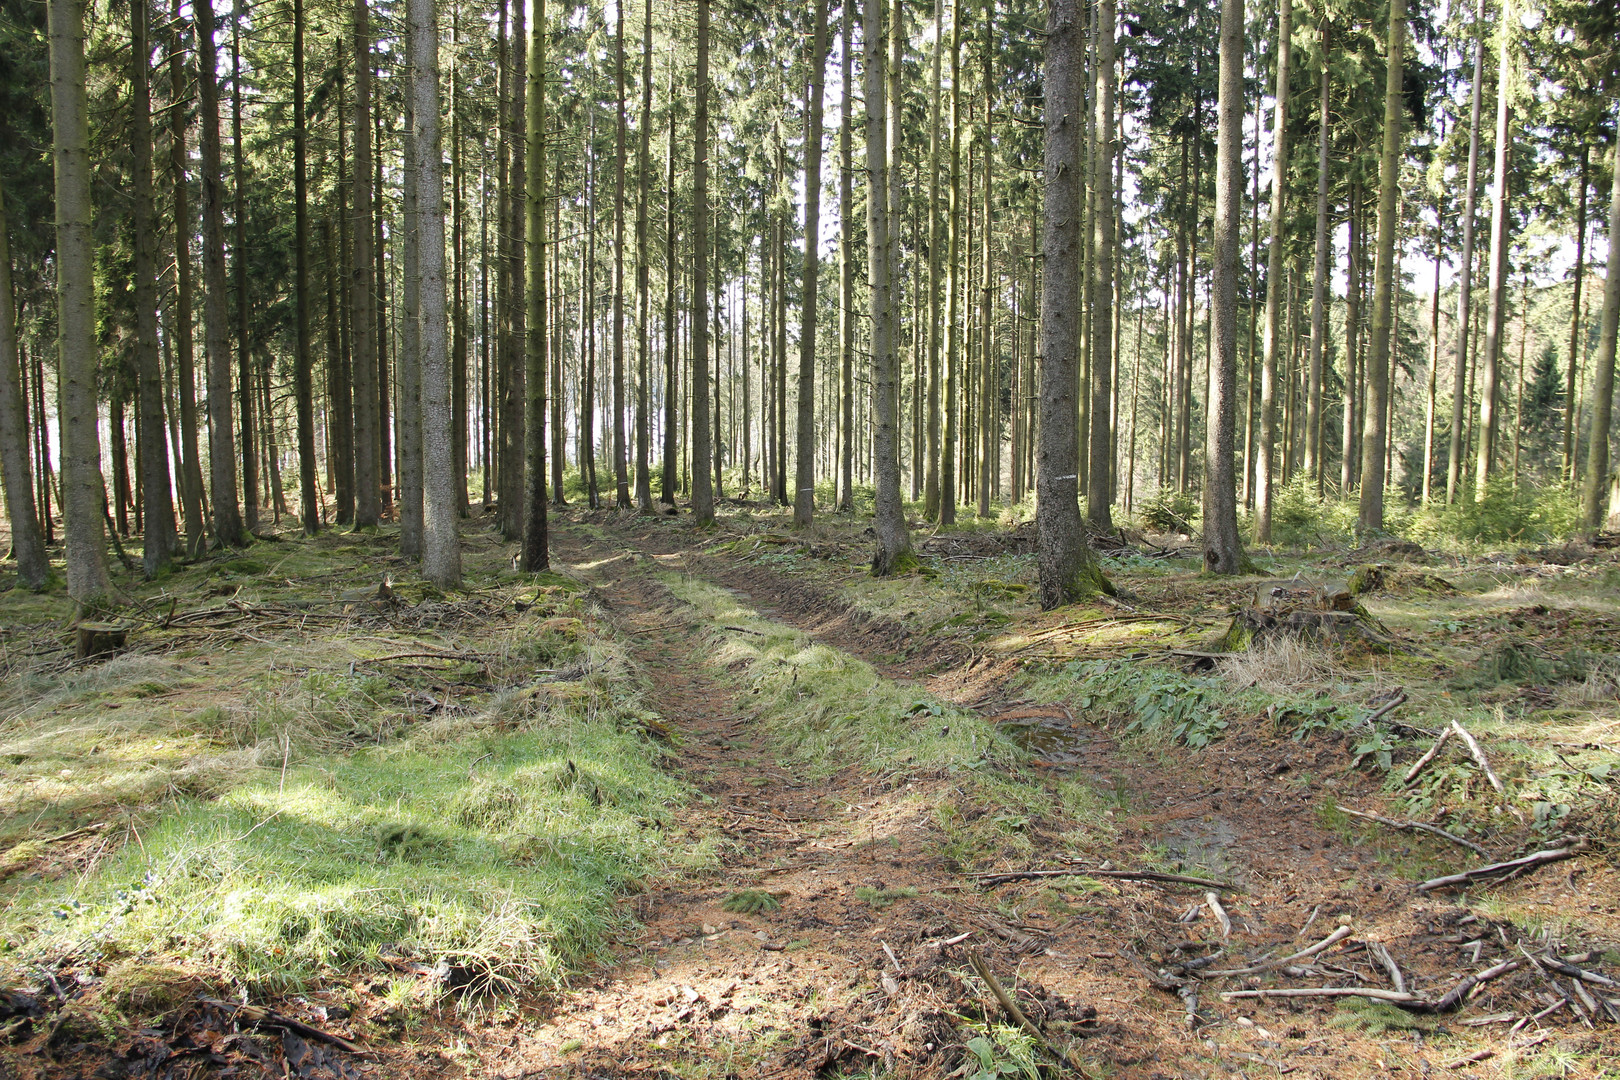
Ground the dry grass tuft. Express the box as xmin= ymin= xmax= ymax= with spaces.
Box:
xmin=1217 ymin=634 xmax=1340 ymax=695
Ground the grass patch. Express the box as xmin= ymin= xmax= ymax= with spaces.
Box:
xmin=852 ymin=886 xmax=918 ymax=909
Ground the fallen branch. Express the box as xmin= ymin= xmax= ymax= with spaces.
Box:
xmin=1334 ymin=805 xmax=1490 ymax=858
xmin=968 ymin=951 xmax=1087 ymax=1077
xmin=1364 ymin=691 xmax=1408 ymax=727
xmin=1369 ymin=941 xmax=1407 ymax=995
xmin=1206 ymin=892 xmax=1232 ymax=938
xmin=1416 ymin=842 xmax=1586 ymax=893
xmin=973 ymin=867 xmax=1235 ymax=890
xmin=1219 ymin=987 xmax=1423 ymax=1005
xmin=1401 ymin=728 xmax=1453 ymax=787
xmin=1207 ymin=926 xmax=1353 ymax=977
xmin=1450 ymin=719 xmax=1506 ymax=796
xmin=201 ymin=998 xmax=363 ymax=1054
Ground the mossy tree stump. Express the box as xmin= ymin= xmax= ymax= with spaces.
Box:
xmin=1218 ymin=579 xmax=1396 ymax=653
xmin=75 ymin=622 xmax=129 ymax=660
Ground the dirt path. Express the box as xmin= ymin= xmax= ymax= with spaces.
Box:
xmin=476 ymin=518 xmax=1613 ymax=1080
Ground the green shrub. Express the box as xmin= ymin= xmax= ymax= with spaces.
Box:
xmin=1406 ymin=488 xmax=1581 ymax=548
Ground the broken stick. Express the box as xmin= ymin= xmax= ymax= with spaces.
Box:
xmin=201 ymin=998 xmax=363 ymax=1054
xmin=1207 ymin=926 xmax=1353 ymax=977
xmin=1334 ymin=804 xmax=1490 ymax=858
xmin=1450 ymin=719 xmax=1506 ymax=795
xmin=1416 ymin=842 xmax=1586 ymax=893
xmin=1401 ymin=728 xmax=1453 ymax=787
xmin=972 ymin=867 xmax=1235 ymax=890
xmin=967 ymin=951 xmax=1087 ymax=1077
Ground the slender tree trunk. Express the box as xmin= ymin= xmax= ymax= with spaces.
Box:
xmin=1448 ymin=0 xmax=1485 ymax=505
xmin=922 ymin=0 xmax=943 ymax=520
xmin=132 ymin=0 xmax=177 ymax=573
xmin=1473 ymin=6 xmax=1513 ymax=496
xmin=1356 ymin=0 xmax=1405 ymax=532
xmin=399 ymin=15 xmax=424 ymax=558
xmin=941 ymin=0 xmax=962 ymax=525
xmin=793 ymin=0 xmax=829 ymax=527
xmin=977 ymin=0 xmax=994 ymax=521
xmin=452 ymin=9 xmax=469 ymax=516
xmin=634 ymin=0 xmax=654 ymax=509
xmin=1204 ymin=0 xmax=1247 ymax=572
xmin=1342 ymin=179 xmax=1360 ymax=494
xmin=661 ymin=46 xmax=679 ymax=506
xmin=521 ymin=0 xmax=549 ymax=568
xmin=169 ymin=1 xmax=206 ymax=553
xmin=1564 ymin=142 xmax=1588 ymax=485
xmin=690 ymin=0 xmax=714 ymax=524
xmin=611 ymin=0 xmax=630 ymax=506
xmin=1423 ymin=220 xmax=1442 ymax=504
xmin=231 ymin=3 xmax=257 ymax=535
xmin=197 ymin=0 xmax=245 ymax=547
xmin=350 ymin=0 xmax=380 ymax=528
xmin=1037 ymin=0 xmax=1107 ymax=606
xmin=1305 ymin=26 xmax=1330 ymax=494
xmin=867 ymin=0 xmax=910 ymax=572
xmin=292 ymin=0 xmax=318 ymax=533
xmin=838 ymin=0 xmax=855 ymax=512
xmin=1580 ymin=121 xmax=1620 ymax=531
xmin=0 ymin=176 xmax=49 ymax=589
xmin=1086 ymin=0 xmax=1117 ymax=529
xmin=47 ymin=0 xmax=111 ymax=599
xmin=1254 ymin=0 xmax=1292 ymax=543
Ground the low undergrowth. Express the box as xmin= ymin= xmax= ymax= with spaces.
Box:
xmin=0 ymin=532 xmax=699 ymax=1018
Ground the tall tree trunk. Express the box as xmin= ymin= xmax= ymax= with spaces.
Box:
xmin=522 ymin=0 xmax=550 ymax=567
xmin=350 ymin=0 xmax=380 ymax=528
xmin=399 ymin=14 xmax=424 ymax=558
xmin=1086 ymin=0 xmax=1117 ymax=529
xmin=1356 ymin=0 xmax=1405 ymax=533
xmin=1423 ymin=219 xmax=1442 ymax=504
xmin=612 ymin=0 xmax=630 ymax=506
xmin=1204 ymin=0 xmax=1247 ymax=572
xmin=923 ymin=0 xmax=943 ymax=520
xmin=793 ymin=0 xmax=829 ymax=527
xmin=292 ymin=0 xmax=319 ymax=533
xmin=1448 ymin=0 xmax=1485 ymax=505
xmin=1473 ymin=6 xmax=1513 ymax=496
xmin=977 ymin=0 xmax=994 ymax=521
xmin=407 ymin=0 xmax=460 ymax=584
xmin=1305 ymin=23 xmax=1330 ymax=494
xmin=634 ymin=0 xmax=654 ymax=509
xmin=132 ymin=0 xmax=177 ymax=573
xmin=169 ymin=0 xmax=206 ymax=552
xmin=499 ymin=0 xmax=527 ymax=535
xmin=941 ymin=0 xmax=962 ymax=525
xmin=231 ymin=2 xmax=257 ymax=535
xmin=47 ymin=0 xmax=112 ymax=600
xmin=0 ymin=176 xmax=49 ymax=589
xmin=1580 ymin=121 xmax=1620 ymax=530
xmin=690 ymin=0 xmax=714 ymax=523
xmin=661 ymin=46 xmax=678 ymax=506
xmin=1037 ymin=0 xmax=1107 ymax=605
xmin=867 ymin=0 xmax=910 ymax=572
xmin=1564 ymin=142 xmax=1588 ymax=485
xmin=1253 ymin=0 xmax=1291 ymax=543
xmin=452 ymin=9 xmax=469 ymax=516
xmin=838 ymin=0 xmax=855 ymax=512
xmin=197 ymin=0 xmax=246 ymax=546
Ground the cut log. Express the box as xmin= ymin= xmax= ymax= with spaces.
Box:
xmin=75 ymin=622 xmax=129 ymax=660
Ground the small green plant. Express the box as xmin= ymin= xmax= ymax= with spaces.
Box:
xmin=853 ymin=885 xmax=918 ymax=909
xmin=961 ymin=1027 xmax=1043 ymax=1080
xmin=1328 ymin=998 xmax=1432 ymax=1034
xmin=721 ymin=889 xmax=781 ymax=914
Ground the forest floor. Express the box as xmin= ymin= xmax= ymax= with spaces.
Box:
xmin=2 ymin=500 xmax=1620 ymax=1080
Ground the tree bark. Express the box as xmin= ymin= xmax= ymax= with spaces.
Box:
xmin=1036 ymin=0 xmax=1107 ymax=606
xmin=47 ymin=0 xmax=112 ymax=601
xmin=838 ymin=0 xmax=856 ymax=512
xmin=794 ymin=0 xmax=829 ymax=527
xmin=634 ymin=0 xmax=654 ymax=510
xmin=522 ymin=0 xmax=550 ymax=567
xmin=941 ymin=0 xmax=962 ymax=525
xmin=1087 ymin=0 xmax=1117 ymax=529
xmin=131 ymin=0 xmax=177 ymax=573
xmin=291 ymin=0 xmax=319 ymax=533
xmin=197 ymin=0 xmax=245 ymax=547
xmin=1356 ymin=0 xmax=1406 ymax=533
xmin=867 ymin=0 xmax=911 ymax=573
xmin=1204 ymin=0 xmax=1247 ymax=573
xmin=1564 ymin=142 xmax=1588 ymax=485
xmin=350 ymin=0 xmax=380 ymax=528
xmin=612 ymin=0 xmax=630 ymax=507
xmin=1305 ymin=22 xmax=1330 ymax=494
xmin=1254 ymin=0 xmax=1292 ymax=543
xmin=1580 ymin=118 xmax=1620 ymax=531
xmin=690 ymin=0 xmax=714 ymax=524
xmin=1473 ymin=6 xmax=1513 ymax=496
xmin=399 ymin=12 xmax=424 ymax=558
xmin=1448 ymin=0 xmax=1485 ymax=505
xmin=169 ymin=0 xmax=207 ymax=553
xmin=231 ymin=2 xmax=256 ymax=536
xmin=0 ymin=176 xmax=49 ymax=589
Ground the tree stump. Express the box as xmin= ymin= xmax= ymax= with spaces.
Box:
xmin=1219 ymin=579 xmax=1396 ymax=653
xmin=75 ymin=622 xmax=129 ymax=661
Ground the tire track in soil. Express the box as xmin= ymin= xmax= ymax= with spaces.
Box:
xmin=507 ymin=525 xmax=1108 ymax=1079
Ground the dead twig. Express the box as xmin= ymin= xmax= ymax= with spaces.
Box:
xmin=1416 ymin=842 xmax=1587 ymax=893
xmin=1401 ymin=727 xmax=1453 ymax=786
xmin=973 ymin=867 xmax=1236 ymax=890
xmin=967 ymin=951 xmax=1087 ymax=1077
xmin=1450 ymin=719 xmax=1506 ymax=795
xmin=1334 ymin=804 xmax=1490 ymax=858
xmin=201 ymin=998 xmax=363 ymax=1054
xmin=1207 ymin=926 xmax=1353 ymax=977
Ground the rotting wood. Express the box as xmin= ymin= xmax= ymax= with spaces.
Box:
xmin=1416 ymin=842 xmax=1586 ymax=892
xmin=973 ymin=867 xmax=1236 ymax=890
xmin=75 ymin=622 xmax=129 ymax=660
xmin=1450 ymin=719 xmax=1506 ymax=795
xmin=200 ymin=998 xmax=363 ymax=1053
xmin=968 ymin=951 xmax=1088 ymax=1076
xmin=1334 ymin=804 xmax=1490 ymax=858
